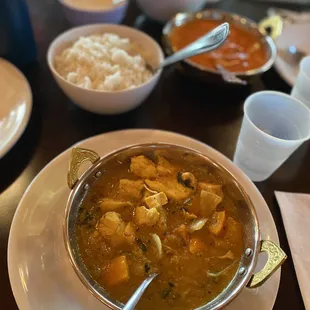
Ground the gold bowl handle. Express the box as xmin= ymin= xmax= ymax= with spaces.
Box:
xmin=67 ymin=148 xmax=100 ymax=189
xmin=247 ymin=240 xmax=287 ymax=288
xmin=258 ymin=15 xmax=284 ymax=40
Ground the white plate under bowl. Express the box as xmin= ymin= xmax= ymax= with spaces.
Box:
xmin=0 ymin=58 xmax=32 ymax=158
xmin=8 ymin=129 xmax=281 ymax=310
xmin=275 ymin=23 xmax=310 ymax=87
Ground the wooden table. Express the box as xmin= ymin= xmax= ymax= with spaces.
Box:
xmin=1 ymin=0 xmax=308 ymax=309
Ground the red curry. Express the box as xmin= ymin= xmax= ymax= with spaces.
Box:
xmin=169 ymin=19 xmax=268 ymax=72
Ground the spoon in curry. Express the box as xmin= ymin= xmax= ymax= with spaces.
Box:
xmin=123 ymin=273 xmax=158 ymax=310
xmin=146 ymin=22 xmax=230 ymax=73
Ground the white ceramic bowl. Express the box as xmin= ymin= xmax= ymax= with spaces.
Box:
xmin=58 ymin=0 xmax=129 ymax=26
xmin=47 ymin=24 xmax=164 ymax=115
xmin=136 ymin=0 xmax=207 ymax=22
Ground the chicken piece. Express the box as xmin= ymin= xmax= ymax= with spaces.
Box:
xmin=156 ymin=156 xmax=175 ymax=176
xmin=182 ymin=209 xmax=197 ymax=220
xmin=145 ymin=178 xmax=193 ymax=202
xmin=99 ymin=198 xmax=133 ymax=212
xmin=104 ymin=255 xmax=129 ymax=286
xmin=97 ymin=212 xmax=123 ymax=237
xmin=208 ymin=211 xmax=226 ymax=236
xmin=123 ymin=222 xmax=135 ymax=244
xmin=98 ymin=212 xmax=134 ymax=246
xmin=200 ymin=190 xmax=222 ymax=217
xmin=135 ymin=206 xmax=160 ymax=226
xmin=145 ymin=192 xmax=168 ymax=209
xmin=219 ymin=250 xmax=234 ymax=260
xmin=199 ymin=182 xmax=223 ymax=198
xmin=175 ymin=224 xmax=190 ymax=245
xmin=144 ymin=179 xmax=168 ymax=195
xmin=130 ymin=155 xmax=157 ymax=179
xmin=118 ymin=179 xmax=144 ymax=200
xmin=189 ymin=238 xmax=207 ymax=254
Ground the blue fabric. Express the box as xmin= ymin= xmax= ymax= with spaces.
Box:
xmin=0 ymin=0 xmax=36 ymax=65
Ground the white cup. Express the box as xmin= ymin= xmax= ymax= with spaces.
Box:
xmin=291 ymin=56 xmax=310 ymax=108
xmin=233 ymin=91 xmax=310 ymax=182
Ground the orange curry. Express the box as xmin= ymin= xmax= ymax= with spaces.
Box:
xmin=169 ymin=19 xmax=268 ymax=72
xmin=76 ymin=150 xmax=244 ymax=310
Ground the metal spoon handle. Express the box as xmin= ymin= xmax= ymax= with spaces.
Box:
xmin=123 ymin=273 xmax=158 ymax=310
xmin=160 ymin=22 xmax=229 ymax=69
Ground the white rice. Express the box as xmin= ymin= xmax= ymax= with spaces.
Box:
xmin=54 ymin=33 xmax=152 ymax=91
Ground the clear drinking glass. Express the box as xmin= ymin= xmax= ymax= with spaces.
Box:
xmin=233 ymin=91 xmax=310 ymax=182
xmin=291 ymin=56 xmax=310 ymax=108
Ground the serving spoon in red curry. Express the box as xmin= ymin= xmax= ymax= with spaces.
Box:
xmin=146 ymin=22 xmax=230 ymax=73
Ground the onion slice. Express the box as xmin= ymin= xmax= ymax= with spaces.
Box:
xmin=189 ymin=218 xmax=207 ymax=233
xmin=151 ymin=233 xmax=162 ymax=257
xmin=144 ymin=184 xmax=158 ymax=194
xmin=207 ymin=261 xmax=237 ymax=277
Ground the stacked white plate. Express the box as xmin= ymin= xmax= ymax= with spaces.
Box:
xmin=275 ymin=23 xmax=310 ymax=86
xmin=0 ymin=58 xmax=32 ymax=158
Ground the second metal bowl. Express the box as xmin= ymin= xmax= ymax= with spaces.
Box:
xmin=162 ymin=9 xmax=277 ymax=85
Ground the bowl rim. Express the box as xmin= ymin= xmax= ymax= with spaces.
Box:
xmin=64 ymin=142 xmax=260 ymax=310
xmin=47 ymin=23 xmax=164 ymax=94
xmin=162 ymin=9 xmax=278 ymax=77
xmin=57 ymin=0 xmax=128 ymax=13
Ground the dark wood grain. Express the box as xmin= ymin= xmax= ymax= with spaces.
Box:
xmin=0 ymin=0 xmax=308 ymax=309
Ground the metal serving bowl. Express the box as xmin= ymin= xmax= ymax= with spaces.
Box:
xmin=64 ymin=144 xmax=286 ymax=310
xmin=162 ymin=10 xmax=277 ymax=84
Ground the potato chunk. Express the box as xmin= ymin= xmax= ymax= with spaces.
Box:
xmin=135 ymin=206 xmax=160 ymax=226
xmin=145 ymin=192 xmax=168 ymax=209
xmin=99 ymin=198 xmax=133 ymax=211
xmin=145 ymin=178 xmax=193 ymax=202
xmin=130 ymin=155 xmax=157 ymax=179
xmin=199 ymin=182 xmax=223 ymax=198
xmin=118 ymin=179 xmax=144 ymax=199
xmin=105 ymin=255 xmax=129 ymax=286
xmin=208 ymin=211 xmax=226 ymax=236
xmin=200 ymin=190 xmax=222 ymax=217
